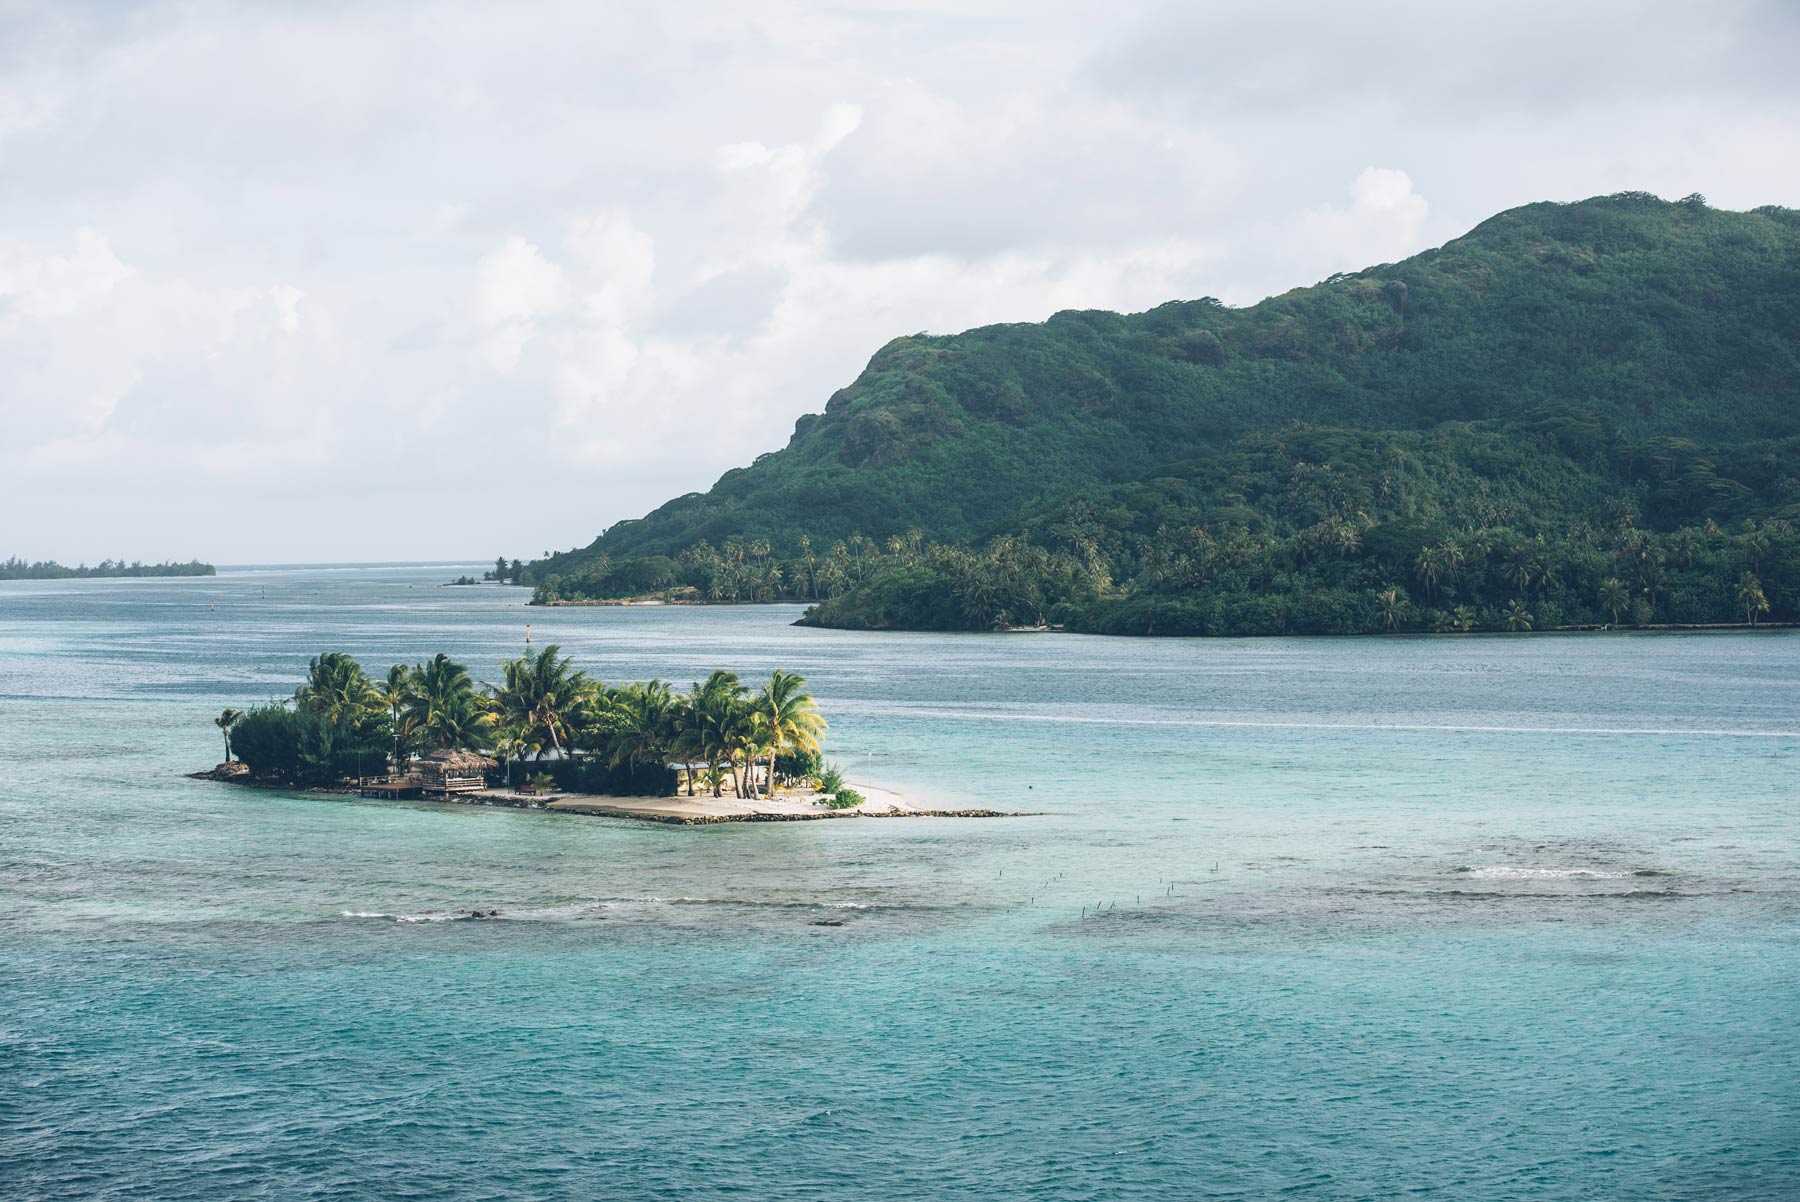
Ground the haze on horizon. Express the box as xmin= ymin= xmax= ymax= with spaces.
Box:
xmin=3 ymin=0 xmax=1798 ymax=565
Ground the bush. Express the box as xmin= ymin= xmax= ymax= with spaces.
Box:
xmin=813 ymin=763 xmax=863 ymax=808
xmin=229 ymin=704 xmax=387 ymax=786
xmin=775 ymin=747 xmax=822 ymax=783
xmin=229 ymin=705 xmax=310 ymax=781
xmin=827 ymin=787 xmax=866 ymax=810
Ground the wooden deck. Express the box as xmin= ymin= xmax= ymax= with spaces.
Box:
xmin=360 ymin=781 xmax=423 ymax=799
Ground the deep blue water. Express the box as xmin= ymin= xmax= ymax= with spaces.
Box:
xmin=2 ymin=565 xmax=1796 ymax=1200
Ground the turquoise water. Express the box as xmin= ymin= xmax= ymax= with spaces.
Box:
xmin=2 ymin=565 xmax=1796 ymax=1200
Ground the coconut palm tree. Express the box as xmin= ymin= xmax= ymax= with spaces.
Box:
xmin=1738 ymin=572 xmax=1770 ymax=626
xmin=296 ymin=652 xmax=379 ymax=727
xmin=1597 ymin=577 xmax=1631 ymax=626
xmin=685 ymin=670 xmax=746 ymax=797
xmin=213 ymin=708 xmax=243 ymax=761
xmin=1414 ymin=548 xmax=1442 ymax=601
xmin=375 ymin=664 xmax=412 ymax=771
xmin=492 ymin=720 xmax=537 ymax=786
xmin=733 ymin=710 xmax=771 ymax=799
xmin=606 ymin=680 xmax=676 ymax=772
xmin=1503 ymin=544 xmax=1536 ymax=593
xmin=490 ymin=644 xmax=593 ymax=760
xmin=1377 ymin=588 xmax=1407 ymax=631
xmin=1504 ymin=599 xmax=1533 ymax=632
xmin=407 ymin=653 xmax=491 ymax=750
xmin=755 ymin=670 xmax=826 ymax=796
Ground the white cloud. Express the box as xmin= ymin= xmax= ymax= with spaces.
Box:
xmin=474 ymin=236 xmax=566 ymax=372
xmin=1300 ymin=168 xmax=1431 ymax=271
xmin=0 ymin=229 xmax=131 ymax=323
xmin=0 ymin=0 xmax=1795 ymax=561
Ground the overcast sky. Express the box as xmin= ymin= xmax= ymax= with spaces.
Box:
xmin=3 ymin=0 xmax=1797 ymax=564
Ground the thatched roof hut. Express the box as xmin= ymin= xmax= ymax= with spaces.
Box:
xmin=414 ymin=749 xmax=498 ymax=791
xmin=416 ymin=749 xmax=498 ymax=773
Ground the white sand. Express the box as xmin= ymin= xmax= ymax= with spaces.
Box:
xmin=520 ymin=781 xmax=916 ymax=822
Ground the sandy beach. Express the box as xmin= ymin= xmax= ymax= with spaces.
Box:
xmin=526 ymin=781 xmax=1009 ymax=824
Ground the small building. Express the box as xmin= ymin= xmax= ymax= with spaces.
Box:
xmin=414 ymin=749 xmax=497 ymax=793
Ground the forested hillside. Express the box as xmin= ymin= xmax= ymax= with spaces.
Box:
xmin=524 ymin=193 xmax=1800 ymax=635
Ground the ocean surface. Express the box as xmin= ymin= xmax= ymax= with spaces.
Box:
xmin=2 ymin=564 xmax=1796 ymax=1201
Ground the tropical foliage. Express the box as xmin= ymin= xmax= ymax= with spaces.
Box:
xmin=221 ymin=648 xmax=828 ymax=794
xmin=514 ymin=194 xmax=1800 ymax=635
xmin=2 ymin=557 xmax=214 ymax=580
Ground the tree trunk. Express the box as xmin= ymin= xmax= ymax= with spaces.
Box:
xmin=767 ymin=744 xmax=779 ymax=797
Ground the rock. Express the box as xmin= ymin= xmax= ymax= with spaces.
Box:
xmin=811 ymin=919 xmax=845 ymax=927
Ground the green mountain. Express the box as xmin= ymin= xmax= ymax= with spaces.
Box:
xmin=526 ymin=193 xmax=1800 ymax=635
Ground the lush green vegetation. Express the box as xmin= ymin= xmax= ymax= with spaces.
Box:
xmin=216 ymin=650 xmax=828 ymax=794
xmin=2 ymin=557 xmax=214 ymax=580
xmin=524 ymin=193 xmax=1800 ymax=635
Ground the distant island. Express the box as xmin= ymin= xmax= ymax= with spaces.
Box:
xmin=200 ymin=647 xmax=1014 ymax=823
xmin=511 ymin=193 xmax=1800 ymax=637
xmin=2 ymin=557 xmax=215 ymax=581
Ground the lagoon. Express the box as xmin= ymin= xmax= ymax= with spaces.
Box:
xmin=2 ymin=564 xmax=1797 ymax=1200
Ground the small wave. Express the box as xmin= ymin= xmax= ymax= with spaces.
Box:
xmin=1461 ymin=866 xmax=1632 ymax=880
xmin=341 ymin=909 xmax=483 ymax=923
xmin=1365 ymin=888 xmax=1687 ymax=901
xmin=598 ymin=895 xmax=900 ymax=912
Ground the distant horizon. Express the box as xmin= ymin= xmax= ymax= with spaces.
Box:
xmin=3 ymin=556 xmax=508 ymax=572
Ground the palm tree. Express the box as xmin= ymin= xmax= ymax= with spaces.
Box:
xmin=1597 ymin=577 xmax=1630 ymax=626
xmin=1738 ymin=572 xmax=1770 ymax=626
xmin=733 ymin=710 xmax=771 ymax=799
xmin=1377 ymin=588 xmax=1407 ymax=631
xmin=755 ymin=670 xmax=826 ymax=796
xmin=490 ymin=644 xmax=593 ymax=760
xmin=1451 ymin=605 xmax=1478 ymax=633
xmin=407 ymin=653 xmax=491 ymax=750
xmin=606 ymin=680 xmax=676 ymax=772
xmin=1414 ymin=548 xmax=1442 ymax=601
xmin=686 ymin=670 xmax=746 ymax=797
xmin=1503 ymin=544 xmax=1536 ymax=593
xmin=1504 ymin=599 xmax=1533 ymax=632
xmin=213 ymin=708 xmax=243 ymax=761
xmin=1741 ymin=527 xmax=1772 ymax=573
xmin=375 ymin=664 xmax=412 ymax=771
xmin=492 ymin=720 xmax=537 ymax=786
xmin=296 ymin=652 xmax=379 ymax=727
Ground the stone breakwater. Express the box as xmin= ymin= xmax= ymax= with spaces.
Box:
xmin=549 ymin=805 xmax=1028 ymax=826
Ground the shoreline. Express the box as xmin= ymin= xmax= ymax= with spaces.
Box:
xmin=793 ymin=617 xmax=1800 ymax=638
xmin=189 ymin=768 xmax=1027 ymax=825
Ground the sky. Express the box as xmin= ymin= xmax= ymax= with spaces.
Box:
xmin=3 ymin=0 xmax=1798 ymax=565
